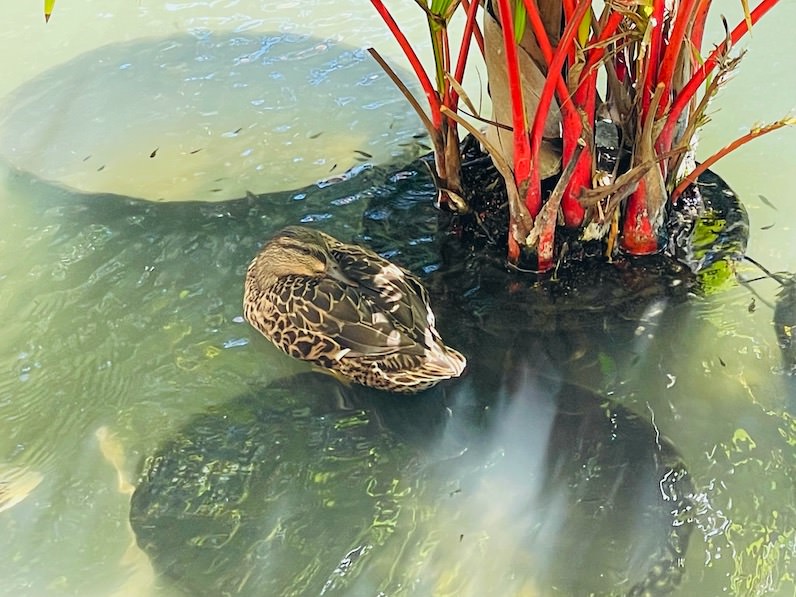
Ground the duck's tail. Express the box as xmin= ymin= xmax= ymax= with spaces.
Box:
xmin=422 ymin=327 xmax=467 ymax=379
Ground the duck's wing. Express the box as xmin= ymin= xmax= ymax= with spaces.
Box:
xmin=329 ymin=244 xmax=435 ymax=337
xmin=280 ymin=272 xmax=428 ymax=360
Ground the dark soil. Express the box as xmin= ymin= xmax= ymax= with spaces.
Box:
xmin=429 ymin=135 xmax=748 ymax=284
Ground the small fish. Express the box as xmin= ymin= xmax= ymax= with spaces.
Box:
xmin=233 ymin=127 xmax=243 ymax=134
xmin=97 ymin=165 xmax=106 ymax=172
xmin=308 ymin=131 xmax=323 ymax=140
xmin=748 ymin=298 xmax=756 ymax=313
xmin=329 ymin=163 xmax=337 ymax=172
xmin=744 ymin=257 xmax=795 ymax=374
xmin=719 ymin=357 xmax=726 ymax=367
xmin=189 ymin=148 xmax=203 ymax=154
xmin=149 ymin=147 xmax=159 ymax=158
xmin=774 ymin=276 xmax=796 ymax=374
xmin=0 ymin=466 xmax=43 ymax=513
xmin=96 ymin=426 xmax=134 ymax=495
xmin=760 ymin=224 xmax=774 ymax=230
xmin=354 ymin=149 xmax=373 ymax=159
xmin=758 ymin=194 xmax=777 ymax=210
xmin=82 ymin=155 xmax=92 ymax=162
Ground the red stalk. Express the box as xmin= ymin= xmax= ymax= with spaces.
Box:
xmin=369 ymin=0 xmax=441 ymax=128
xmin=450 ymin=0 xmax=482 ymax=109
xmin=559 ymin=75 xmax=594 ymax=227
xmin=560 ymin=0 xmax=578 ymax=65
xmin=526 ymin=0 xmax=591 ymax=221
xmin=495 ymin=0 xmax=532 ymax=208
xmin=690 ymin=0 xmax=713 ymax=54
xmin=521 ymin=0 xmax=587 ymax=227
xmin=670 ymin=120 xmax=792 ymax=201
xmin=621 ymin=83 xmax=668 ymax=255
xmin=657 ymin=0 xmax=779 ymax=152
xmin=653 ymin=0 xmax=700 ymax=157
xmin=642 ymin=1 xmax=666 ymax=117
xmin=621 ymin=176 xmax=660 ymax=254
xmin=521 ymin=0 xmax=554 ymax=64
xmin=460 ymin=0 xmax=485 ymax=57
xmin=656 ymin=0 xmax=698 ymax=115
xmin=579 ymin=10 xmax=624 ymax=79
xmin=520 ymin=0 xmax=577 ymax=103
xmin=562 ymin=0 xmax=575 ymax=20
xmin=558 ymin=9 xmax=624 ymax=228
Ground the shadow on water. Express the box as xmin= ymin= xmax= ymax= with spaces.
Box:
xmin=130 ymin=370 xmax=693 ymax=597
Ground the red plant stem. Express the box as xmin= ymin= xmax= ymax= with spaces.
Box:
xmin=621 ymin=82 xmax=667 ymax=255
xmin=690 ymin=0 xmax=713 ymax=53
xmin=369 ymin=0 xmax=441 ymax=128
xmin=526 ymin=0 xmax=592 ymax=218
xmin=621 ymin=176 xmax=659 ymax=254
xmin=580 ymin=10 xmax=624 ymax=80
xmin=642 ymin=1 xmax=666 ymax=117
xmin=450 ymin=0 xmax=482 ymax=109
xmin=562 ymin=0 xmax=575 ymax=20
xmin=656 ymin=0 xmax=698 ymax=116
xmin=520 ymin=0 xmax=572 ymax=103
xmin=559 ymin=75 xmax=596 ymax=227
xmin=657 ymin=0 xmax=779 ymax=152
xmin=559 ymin=0 xmax=579 ymax=65
xmin=495 ymin=0 xmax=532 ymax=204
xmin=521 ymin=0 xmax=588 ymax=227
xmin=521 ymin=0 xmax=554 ymax=64
xmin=556 ymin=8 xmax=623 ymax=227
xmin=459 ymin=0 xmax=485 ymax=57
xmin=670 ymin=120 xmax=791 ymax=201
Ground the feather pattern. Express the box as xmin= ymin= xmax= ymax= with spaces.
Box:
xmin=243 ymin=226 xmax=466 ymax=393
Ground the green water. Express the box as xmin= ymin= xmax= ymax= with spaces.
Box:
xmin=1 ymin=2 xmax=795 ymax=596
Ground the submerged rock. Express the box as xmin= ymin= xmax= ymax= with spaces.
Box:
xmin=0 ymin=33 xmax=421 ymax=202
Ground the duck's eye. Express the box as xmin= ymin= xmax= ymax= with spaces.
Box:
xmin=291 ymin=244 xmax=314 ymax=257
xmin=278 ymin=239 xmax=313 ymax=256
xmin=283 ymin=242 xmax=325 ymax=264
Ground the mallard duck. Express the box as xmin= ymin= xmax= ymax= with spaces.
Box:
xmin=243 ymin=226 xmax=466 ymax=393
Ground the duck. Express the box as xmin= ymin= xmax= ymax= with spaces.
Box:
xmin=243 ymin=226 xmax=466 ymax=393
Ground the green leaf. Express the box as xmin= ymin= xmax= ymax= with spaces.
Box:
xmin=513 ymin=0 xmax=527 ymax=44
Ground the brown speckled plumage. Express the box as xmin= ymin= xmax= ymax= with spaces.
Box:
xmin=243 ymin=226 xmax=466 ymax=393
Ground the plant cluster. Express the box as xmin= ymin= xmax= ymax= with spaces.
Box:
xmin=369 ymin=0 xmax=791 ymax=272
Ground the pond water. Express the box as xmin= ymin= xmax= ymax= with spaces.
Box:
xmin=0 ymin=2 xmax=794 ymax=597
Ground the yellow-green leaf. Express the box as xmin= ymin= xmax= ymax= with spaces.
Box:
xmin=44 ymin=0 xmax=56 ymax=22
xmin=577 ymin=7 xmax=591 ymax=46
xmin=741 ymin=0 xmax=753 ymax=32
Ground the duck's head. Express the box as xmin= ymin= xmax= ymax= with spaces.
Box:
xmin=248 ymin=227 xmax=333 ymax=288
